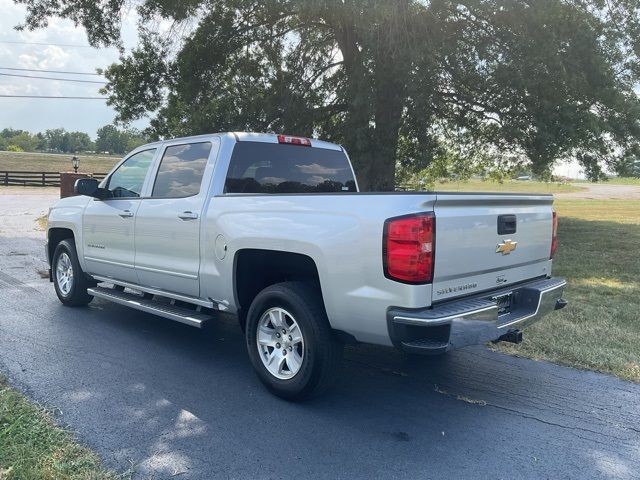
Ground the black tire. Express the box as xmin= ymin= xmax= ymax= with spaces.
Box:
xmin=52 ymin=239 xmax=94 ymax=306
xmin=245 ymin=281 xmax=343 ymax=401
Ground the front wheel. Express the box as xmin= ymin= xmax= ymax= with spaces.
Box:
xmin=245 ymin=282 xmax=343 ymax=401
xmin=52 ymin=239 xmax=94 ymax=306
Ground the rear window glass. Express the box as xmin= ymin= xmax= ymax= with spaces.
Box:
xmin=224 ymin=142 xmax=357 ymax=194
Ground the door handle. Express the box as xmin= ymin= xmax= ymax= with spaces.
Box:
xmin=178 ymin=211 xmax=199 ymax=220
xmin=119 ymin=210 xmax=134 ymax=218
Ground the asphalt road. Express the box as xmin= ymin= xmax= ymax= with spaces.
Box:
xmin=1 ymin=192 xmax=639 ymax=479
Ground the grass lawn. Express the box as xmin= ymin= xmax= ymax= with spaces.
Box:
xmin=497 ymin=199 xmax=640 ymax=383
xmin=0 ymin=151 xmax=120 ymax=174
xmin=0 ymin=377 xmax=124 ymax=479
xmin=432 ymin=178 xmax=586 ymax=194
xmin=605 ymin=177 xmax=640 ymax=185
xmin=36 ymin=214 xmax=48 ymax=231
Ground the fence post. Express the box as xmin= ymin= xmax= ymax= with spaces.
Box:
xmin=3 ymin=172 xmax=7 ymax=186
xmin=42 ymin=172 xmax=45 ymax=187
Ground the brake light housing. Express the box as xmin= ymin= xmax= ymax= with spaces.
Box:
xmin=277 ymin=134 xmax=311 ymax=146
xmin=383 ymin=213 xmax=435 ymax=284
xmin=550 ymin=210 xmax=558 ymax=259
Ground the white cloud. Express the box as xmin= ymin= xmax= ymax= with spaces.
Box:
xmin=0 ymin=0 xmax=148 ymax=137
xmin=19 ymin=45 xmax=71 ymax=69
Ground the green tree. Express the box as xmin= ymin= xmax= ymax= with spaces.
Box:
xmin=125 ymin=135 xmax=147 ymax=152
xmin=6 ymin=131 xmax=39 ymax=151
xmin=15 ymin=0 xmax=640 ymax=189
xmin=95 ymin=124 xmax=127 ymax=154
xmin=35 ymin=132 xmax=47 ymax=150
xmin=63 ymin=131 xmax=94 ymax=153
xmin=43 ymin=128 xmax=93 ymax=152
xmin=44 ymin=128 xmax=67 ymax=151
xmin=95 ymin=124 xmax=148 ymax=154
xmin=0 ymin=128 xmax=28 ymax=139
xmin=614 ymin=146 xmax=640 ymax=178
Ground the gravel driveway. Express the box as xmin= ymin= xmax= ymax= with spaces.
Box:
xmin=1 ymin=190 xmax=639 ymax=479
xmin=558 ymin=183 xmax=640 ymax=199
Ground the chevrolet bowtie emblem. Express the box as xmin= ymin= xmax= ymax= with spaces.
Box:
xmin=496 ymin=239 xmax=518 ymax=255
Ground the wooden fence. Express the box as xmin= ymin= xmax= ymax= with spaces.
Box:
xmin=1 ymin=171 xmax=108 ymax=187
xmin=1 ymin=172 xmax=425 ymax=190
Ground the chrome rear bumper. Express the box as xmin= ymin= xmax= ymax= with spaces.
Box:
xmin=387 ymin=277 xmax=567 ymax=354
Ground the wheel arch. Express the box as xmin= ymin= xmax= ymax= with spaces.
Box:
xmin=233 ymin=249 xmax=323 ymax=330
xmin=232 ymin=248 xmax=357 ymax=343
xmin=47 ymin=227 xmax=75 ymax=266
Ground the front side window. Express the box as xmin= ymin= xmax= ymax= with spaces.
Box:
xmin=106 ymin=149 xmax=156 ymax=198
xmin=152 ymin=142 xmax=212 ymax=198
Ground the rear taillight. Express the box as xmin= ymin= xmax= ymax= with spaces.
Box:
xmin=550 ymin=210 xmax=558 ymax=259
xmin=277 ymin=134 xmax=311 ymax=146
xmin=383 ymin=213 xmax=435 ymax=284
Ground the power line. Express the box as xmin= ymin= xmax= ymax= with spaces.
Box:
xmin=0 ymin=71 xmax=106 ymax=84
xmin=0 ymin=66 xmax=103 ymax=76
xmin=0 ymin=39 xmax=108 ymax=49
xmin=0 ymin=94 xmax=107 ymax=99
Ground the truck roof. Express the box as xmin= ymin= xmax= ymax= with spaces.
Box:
xmin=232 ymin=132 xmax=343 ymax=151
xmin=137 ymin=132 xmax=344 ymax=152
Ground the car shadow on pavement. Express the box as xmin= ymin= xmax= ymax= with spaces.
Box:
xmin=7 ymin=293 xmax=633 ymax=480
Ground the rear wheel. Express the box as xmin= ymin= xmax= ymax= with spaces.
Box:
xmin=245 ymin=282 xmax=343 ymax=401
xmin=52 ymin=239 xmax=93 ymax=306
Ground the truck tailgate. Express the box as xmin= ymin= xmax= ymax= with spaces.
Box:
xmin=432 ymin=193 xmax=554 ymax=302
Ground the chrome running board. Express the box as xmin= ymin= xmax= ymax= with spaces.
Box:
xmin=87 ymin=286 xmax=214 ymax=328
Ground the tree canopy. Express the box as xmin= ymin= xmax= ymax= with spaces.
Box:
xmin=0 ymin=125 xmax=149 ymax=154
xmin=43 ymin=128 xmax=93 ymax=153
xmin=95 ymin=124 xmax=148 ymax=154
xmin=0 ymin=127 xmax=92 ymax=153
xmin=15 ymin=0 xmax=640 ymax=188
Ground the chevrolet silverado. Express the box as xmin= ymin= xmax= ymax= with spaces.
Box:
xmin=45 ymin=132 xmax=567 ymax=400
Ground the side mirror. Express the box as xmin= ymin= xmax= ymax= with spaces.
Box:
xmin=74 ymin=178 xmax=101 ymax=198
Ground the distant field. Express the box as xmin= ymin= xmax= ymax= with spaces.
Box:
xmin=432 ymin=179 xmax=585 ymax=194
xmin=0 ymin=151 xmax=120 ymax=174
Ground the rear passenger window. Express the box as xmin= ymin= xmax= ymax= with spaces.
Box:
xmin=225 ymin=142 xmax=357 ymax=194
xmin=152 ymin=142 xmax=212 ymax=198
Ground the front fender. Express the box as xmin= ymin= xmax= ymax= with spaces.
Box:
xmin=47 ymin=196 xmax=90 ymax=270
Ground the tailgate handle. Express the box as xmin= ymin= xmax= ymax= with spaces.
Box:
xmin=498 ymin=214 xmax=517 ymax=235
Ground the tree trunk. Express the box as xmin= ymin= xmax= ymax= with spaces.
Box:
xmin=357 ymin=110 xmax=403 ymax=191
xmin=328 ymin=1 xmax=409 ymax=191
xmin=357 ymin=67 xmax=407 ymax=190
xmin=528 ymin=151 xmax=554 ymax=181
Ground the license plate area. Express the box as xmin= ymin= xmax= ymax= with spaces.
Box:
xmin=492 ymin=292 xmax=513 ymax=316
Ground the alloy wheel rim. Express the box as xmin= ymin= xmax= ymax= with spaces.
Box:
xmin=55 ymin=252 xmax=74 ymax=296
xmin=256 ymin=307 xmax=305 ymax=380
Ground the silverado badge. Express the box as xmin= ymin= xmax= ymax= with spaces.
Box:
xmin=496 ymin=239 xmax=517 ymax=255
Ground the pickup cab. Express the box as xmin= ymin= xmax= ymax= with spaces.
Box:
xmin=46 ymin=132 xmax=567 ymax=400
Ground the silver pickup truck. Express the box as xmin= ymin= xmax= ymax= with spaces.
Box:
xmin=46 ymin=132 xmax=566 ymax=400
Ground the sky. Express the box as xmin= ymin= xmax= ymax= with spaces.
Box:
xmin=0 ymin=1 xmax=612 ymax=178
xmin=0 ymin=0 xmax=148 ymax=137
